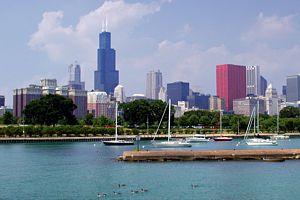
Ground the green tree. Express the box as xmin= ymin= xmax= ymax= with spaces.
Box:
xmin=285 ymin=119 xmax=295 ymax=132
xmin=93 ymin=116 xmax=114 ymax=127
xmin=3 ymin=112 xmax=14 ymax=125
xmin=23 ymin=94 xmax=77 ymax=126
xmin=188 ymin=114 xmax=199 ymax=126
xmin=84 ymin=113 xmax=94 ymax=125
xmin=280 ymin=106 xmax=300 ymax=118
xmin=199 ymin=116 xmax=210 ymax=127
xmin=178 ymin=115 xmax=189 ymax=127
xmin=120 ymin=100 xmax=168 ymax=126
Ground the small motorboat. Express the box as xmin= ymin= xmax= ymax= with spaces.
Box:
xmin=213 ymin=136 xmax=232 ymax=141
xmin=185 ymin=134 xmax=210 ymax=143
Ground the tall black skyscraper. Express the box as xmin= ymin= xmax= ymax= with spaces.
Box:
xmin=69 ymin=61 xmax=85 ymax=90
xmin=0 ymin=95 xmax=4 ymax=107
xmin=287 ymin=74 xmax=300 ymax=102
xmin=260 ymin=76 xmax=267 ymax=96
xmin=167 ymin=81 xmax=189 ymax=105
xmin=94 ymin=29 xmax=119 ymax=94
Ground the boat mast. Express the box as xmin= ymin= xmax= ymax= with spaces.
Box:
xmin=220 ymin=110 xmax=222 ymax=134
xmin=257 ymin=100 xmax=260 ymax=134
xmin=253 ymin=106 xmax=256 ymax=134
xmin=147 ymin=115 xmax=149 ymax=135
xmin=115 ymin=102 xmax=118 ymax=141
xmin=168 ymin=99 xmax=171 ymax=142
xmin=277 ymin=100 xmax=279 ymax=134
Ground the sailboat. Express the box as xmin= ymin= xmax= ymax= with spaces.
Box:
xmin=103 ymin=102 xmax=134 ymax=146
xmin=152 ymin=99 xmax=192 ymax=148
xmin=244 ymin=103 xmax=277 ymax=146
xmin=213 ymin=110 xmax=232 ymax=141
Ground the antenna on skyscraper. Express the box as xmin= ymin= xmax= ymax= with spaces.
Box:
xmin=105 ymin=16 xmax=108 ymax=31
xmin=101 ymin=19 xmax=105 ymax=32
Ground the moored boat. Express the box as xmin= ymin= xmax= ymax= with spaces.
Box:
xmin=186 ymin=134 xmax=210 ymax=143
xmin=246 ymin=138 xmax=277 ymax=146
xmin=152 ymin=99 xmax=192 ymax=148
xmin=214 ymin=136 xmax=233 ymax=141
xmin=103 ymin=140 xmax=134 ymax=145
xmin=270 ymin=135 xmax=289 ymax=140
xmin=103 ymin=102 xmax=134 ymax=146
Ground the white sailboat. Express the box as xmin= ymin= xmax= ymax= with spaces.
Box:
xmin=244 ymin=103 xmax=277 ymax=146
xmin=103 ymin=102 xmax=134 ymax=146
xmin=152 ymin=99 xmax=192 ymax=148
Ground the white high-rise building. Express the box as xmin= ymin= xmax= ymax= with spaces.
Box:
xmin=158 ymin=87 xmax=167 ymax=102
xmin=68 ymin=61 xmax=85 ymax=90
xmin=246 ymin=66 xmax=260 ymax=96
xmin=114 ymin=84 xmax=126 ymax=103
xmin=146 ymin=70 xmax=162 ymax=100
xmin=265 ymin=83 xmax=279 ymax=116
xmin=41 ymin=79 xmax=57 ymax=95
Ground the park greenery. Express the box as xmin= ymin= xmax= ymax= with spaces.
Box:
xmin=23 ymin=94 xmax=78 ymax=126
xmin=1 ymin=97 xmax=300 ymax=137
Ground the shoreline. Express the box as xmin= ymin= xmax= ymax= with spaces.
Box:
xmin=0 ymin=133 xmax=298 ymax=143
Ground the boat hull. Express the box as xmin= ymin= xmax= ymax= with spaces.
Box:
xmin=186 ymin=134 xmax=210 ymax=143
xmin=270 ymin=135 xmax=289 ymax=140
xmin=153 ymin=141 xmax=192 ymax=148
xmin=246 ymin=138 xmax=277 ymax=146
xmin=103 ymin=140 xmax=134 ymax=146
xmin=186 ymin=138 xmax=210 ymax=143
xmin=213 ymin=137 xmax=232 ymax=141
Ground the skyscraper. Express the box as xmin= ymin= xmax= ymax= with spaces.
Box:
xmin=260 ymin=76 xmax=267 ymax=96
xmin=146 ymin=70 xmax=163 ymax=100
xmin=94 ymin=29 xmax=119 ymax=94
xmin=187 ymin=92 xmax=210 ymax=109
xmin=286 ymin=74 xmax=300 ymax=102
xmin=265 ymin=84 xmax=279 ymax=116
xmin=282 ymin=85 xmax=287 ymax=96
xmin=0 ymin=95 xmax=4 ymax=107
xmin=216 ymin=64 xmax=246 ymax=111
xmin=68 ymin=89 xmax=87 ymax=118
xmin=167 ymin=81 xmax=189 ymax=105
xmin=13 ymin=85 xmax=42 ymax=118
xmin=114 ymin=84 xmax=126 ymax=103
xmin=68 ymin=62 xmax=85 ymax=90
xmin=246 ymin=66 xmax=260 ymax=96
xmin=209 ymin=96 xmax=225 ymax=111
xmin=87 ymin=91 xmax=115 ymax=119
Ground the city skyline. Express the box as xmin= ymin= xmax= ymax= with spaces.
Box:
xmin=1 ymin=0 xmax=300 ymax=106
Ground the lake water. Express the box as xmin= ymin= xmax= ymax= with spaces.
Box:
xmin=0 ymin=138 xmax=300 ymax=200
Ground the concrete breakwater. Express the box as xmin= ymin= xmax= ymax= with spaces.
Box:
xmin=119 ymin=149 xmax=300 ymax=162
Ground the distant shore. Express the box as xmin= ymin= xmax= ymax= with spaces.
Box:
xmin=0 ymin=133 xmax=298 ymax=143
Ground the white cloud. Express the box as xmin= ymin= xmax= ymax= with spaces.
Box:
xmin=121 ymin=40 xmax=233 ymax=94
xmin=29 ymin=5 xmax=300 ymax=97
xmin=123 ymin=37 xmax=300 ymax=96
xmin=28 ymin=0 xmax=163 ymax=90
xmin=242 ymin=12 xmax=297 ymax=42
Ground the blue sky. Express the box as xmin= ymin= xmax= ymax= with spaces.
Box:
xmin=1 ymin=0 xmax=300 ymax=106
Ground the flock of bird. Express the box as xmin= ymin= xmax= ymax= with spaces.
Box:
xmin=97 ymin=183 xmax=149 ymax=198
xmin=97 ymin=183 xmax=200 ymax=198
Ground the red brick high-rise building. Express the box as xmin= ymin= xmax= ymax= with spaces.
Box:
xmin=216 ymin=64 xmax=246 ymax=111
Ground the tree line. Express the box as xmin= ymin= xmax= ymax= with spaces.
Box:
xmin=1 ymin=95 xmax=300 ymax=133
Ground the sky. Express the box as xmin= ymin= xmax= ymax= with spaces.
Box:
xmin=1 ymin=0 xmax=300 ymax=106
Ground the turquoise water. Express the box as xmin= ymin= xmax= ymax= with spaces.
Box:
xmin=0 ymin=139 xmax=300 ymax=200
